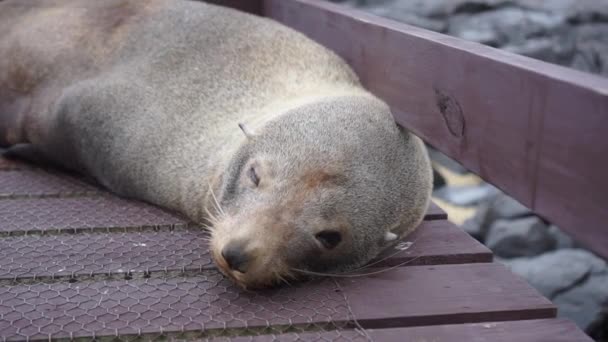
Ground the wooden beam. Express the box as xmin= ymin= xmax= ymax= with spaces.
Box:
xmin=264 ymin=0 xmax=608 ymax=259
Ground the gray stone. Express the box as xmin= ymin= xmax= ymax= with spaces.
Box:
xmin=366 ymin=6 xmax=447 ymax=32
xmin=460 ymin=202 xmax=491 ymax=241
xmin=433 ymin=183 xmax=500 ymax=207
xmin=571 ymin=24 xmax=608 ymax=76
xmin=504 ymin=249 xmax=608 ymax=333
xmin=427 ymin=147 xmax=469 ymax=174
xmin=367 ymin=0 xmax=509 ymax=19
xmin=517 ymin=0 xmax=608 ymax=22
xmin=486 ymin=216 xmax=555 ymax=258
xmin=448 ymin=7 xmax=566 ymax=46
xmin=503 ymin=35 xmax=575 ymax=65
xmin=548 ymin=225 xmax=576 ymax=249
xmin=432 ymin=168 xmax=446 ymax=190
xmin=554 ymin=274 xmax=608 ymax=332
xmin=489 ymin=194 xmax=532 ymax=219
xmin=458 ymin=192 xmax=532 ymax=242
xmin=503 ymin=249 xmax=607 ymax=298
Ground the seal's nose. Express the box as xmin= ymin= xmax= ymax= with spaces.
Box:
xmin=221 ymin=242 xmax=249 ymax=273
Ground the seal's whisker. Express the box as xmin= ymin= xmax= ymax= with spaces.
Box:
xmin=207 ymin=182 xmax=226 ymax=217
xmin=291 ymin=255 xmax=423 ymax=278
xmin=276 ymin=273 xmax=292 ymax=287
xmin=199 ymin=221 xmax=216 ymax=233
xmin=350 ymin=235 xmax=423 ymax=272
xmin=203 ymin=205 xmax=221 ymax=227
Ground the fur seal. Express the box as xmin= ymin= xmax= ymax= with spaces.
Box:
xmin=0 ymin=0 xmax=432 ymax=288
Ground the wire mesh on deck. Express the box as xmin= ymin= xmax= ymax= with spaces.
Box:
xmin=0 ymin=197 xmax=189 ymax=235
xmin=0 ymin=170 xmax=100 ymax=199
xmin=0 ymin=229 xmax=214 ymax=282
xmin=0 ymin=274 xmax=370 ymax=341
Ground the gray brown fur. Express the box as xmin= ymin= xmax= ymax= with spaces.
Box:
xmin=0 ymin=0 xmax=432 ymax=288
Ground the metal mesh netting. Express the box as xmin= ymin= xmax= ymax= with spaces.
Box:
xmin=0 ymin=274 xmax=370 ymax=341
xmin=0 ymin=197 xmax=188 ymax=235
xmin=0 ymin=229 xmax=214 ymax=282
xmin=0 ymin=170 xmax=100 ymax=199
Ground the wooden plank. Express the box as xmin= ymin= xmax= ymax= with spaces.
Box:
xmin=0 ymin=170 xmax=100 ymax=199
xmin=263 ymin=0 xmax=608 ymax=259
xmin=0 ymin=197 xmax=188 ymax=235
xmin=362 ymin=319 xmax=594 ymax=342
xmin=426 ymin=201 xmax=447 ymax=220
xmin=228 ymin=319 xmax=592 ymax=341
xmin=0 ymin=229 xmax=213 ymax=281
xmin=374 ymin=220 xmax=492 ymax=267
xmin=338 ymin=263 xmax=555 ymax=329
xmin=0 ymin=218 xmax=484 ymax=282
xmin=0 ymin=263 xmax=554 ymax=340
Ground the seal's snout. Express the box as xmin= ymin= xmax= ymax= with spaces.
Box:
xmin=221 ymin=241 xmax=250 ymax=273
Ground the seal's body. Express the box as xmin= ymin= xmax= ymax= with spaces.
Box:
xmin=0 ymin=0 xmax=432 ymax=288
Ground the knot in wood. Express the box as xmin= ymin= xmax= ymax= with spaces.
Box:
xmin=434 ymin=88 xmax=465 ymax=138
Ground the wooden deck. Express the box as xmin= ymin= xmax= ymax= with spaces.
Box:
xmin=0 ymin=153 xmax=593 ymax=341
xmin=1 ymin=0 xmax=604 ymax=340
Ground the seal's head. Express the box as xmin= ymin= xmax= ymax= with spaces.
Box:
xmin=208 ymin=96 xmax=432 ymax=289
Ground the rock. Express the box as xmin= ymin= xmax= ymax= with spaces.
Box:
xmin=503 ymin=35 xmax=575 ymax=65
xmin=571 ymin=24 xmax=608 ymax=76
xmin=548 ymin=225 xmax=576 ymax=249
xmin=503 ymin=249 xmax=607 ymax=298
xmin=517 ymin=0 xmax=608 ymax=23
xmin=448 ymin=7 xmax=566 ymax=46
xmin=554 ymin=273 xmax=608 ymax=332
xmin=458 ymin=192 xmax=532 ymax=242
xmin=433 ymin=183 xmax=500 ymax=207
xmin=489 ymin=193 xmax=532 ymax=219
xmin=505 ymin=249 xmax=608 ymax=333
xmin=486 ymin=216 xmax=555 ymax=258
xmin=460 ymin=202 xmax=491 ymax=241
xmin=366 ymin=0 xmax=509 ymax=19
xmin=426 ymin=147 xmax=469 ymax=174
xmin=367 ymin=7 xmax=447 ymax=32
xmin=432 ymin=168 xmax=446 ymax=189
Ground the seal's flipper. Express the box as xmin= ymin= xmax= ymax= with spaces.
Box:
xmin=3 ymin=144 xmax=53 ymax=168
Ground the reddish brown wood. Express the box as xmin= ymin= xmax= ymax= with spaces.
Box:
xmin=0 ymin=218 xmax=486 ymax=282
xmin=426 ymin=201 xmax=448 ymax=220
xmin=374 ymin=220 xmax=492 ymax=267
xmin=362 ymin=319 xmax=594 ymax=342
xmin=0 ymin=264 xmax=555 ymax=340
xmin=339 ymin=263 xmax=556 ymax=329
xmin=241 ymin=319 xmax=593 ymax=341
xmin=263 ymin=0 xmax=608 ymax=260
xmin=0 ymin=170 xmax=100 ymax=199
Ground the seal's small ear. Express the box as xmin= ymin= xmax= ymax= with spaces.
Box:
xmin=238 ymin=123 xmax=255 ymax=139
xmin=384 ymin=231 xmax=398 ymax=242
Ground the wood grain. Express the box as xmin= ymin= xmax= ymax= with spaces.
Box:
xmin=246 ymin=319 xmax=593 ymax=341
xmin=362 ymin=319 xmax=594 ymax=342
xmin=264 ymin=0 xmax=608 ymax=259
xmin=339 ymin=263 xmax=556 ymax=329
xmin=374 ymin=220 xmax=492 ymax=267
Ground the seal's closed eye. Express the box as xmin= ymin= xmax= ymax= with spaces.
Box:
xmin=315 ymin=230 xmax=342 ymax=249
xmin=247 ymin=166 xmax=259 ymax=186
